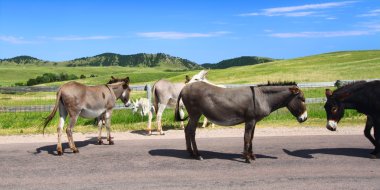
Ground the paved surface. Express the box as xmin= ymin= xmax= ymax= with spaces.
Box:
xmin=0 ymin=135 xmax=379 ymax=189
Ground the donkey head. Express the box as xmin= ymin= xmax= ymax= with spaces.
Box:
xmin=286 ymin=86 xmax=307 ymax=123
xmin=187 ymin=70 xmax=209 ymax=83
xmin=324 ymin=89 xmax=345 ymax=131
xmin=130 ymin=99 xmax=139 ymax=113
xmin=108 ymin=76 xmax=131 ymax=107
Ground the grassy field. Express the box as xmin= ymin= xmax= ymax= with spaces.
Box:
xmin=0 ymin=50 xmax=378 ymax=135
xmin=0 ymin=103 xmax=367 ymax=135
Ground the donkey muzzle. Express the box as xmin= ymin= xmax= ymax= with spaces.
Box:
xmin=326 ymin=120 xmax=337 ymax=131
xmin=297 ymin=111 xmax=308 ymax=123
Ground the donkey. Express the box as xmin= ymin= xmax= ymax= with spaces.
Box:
xmin=175 ymin=81 xmax=307 ymax=163
xmin=325 ymin=80 xmax=380 ymax=158
xmin=43 ymin=77 xmax=131 ymax=155
xmin=130 ymin=98 xmax=155 ymax=129
xmin=151 ymin=70 xmax=212 ymax=135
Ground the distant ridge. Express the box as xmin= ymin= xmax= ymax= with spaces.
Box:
xmin=0 ymin=55 xmax=48 ymax=65
xmin=0 ymin=53 xmax=202 ymax=70
xmin=201 ymin=56 xmax=275 ymax=69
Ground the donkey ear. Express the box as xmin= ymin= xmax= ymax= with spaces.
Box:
xmin=111 ymin=76 xmax=116 ymax=79
xmin=325 ymin=89 xmax=333 ymax=98
xmin=185 ymin=75 xmax=190 ymax=83
xmin=289 ymin=86 xmax=300 ymax=94
xmin=124 ymin=77 xmax=130 ymax=84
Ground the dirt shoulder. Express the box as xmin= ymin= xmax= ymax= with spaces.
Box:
xmin=0 ymin=126 xmax=364 ymax=144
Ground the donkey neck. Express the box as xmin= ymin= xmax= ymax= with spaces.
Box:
xmin=258 ymin=86 xmax=293 ymax=112
xmin=107 ymin=82 xmax=125 ymax=100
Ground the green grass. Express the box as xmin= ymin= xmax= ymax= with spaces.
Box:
xmin=0 ymin=103 xmax=367 ymax=135
xmin=201 ymin=50 xmax=380 ymax=84
xmin=0 ymin=50 xmax=378 ymax=135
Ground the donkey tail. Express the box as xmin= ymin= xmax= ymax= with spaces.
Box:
xmin=152 ymin=82 xmax=159 ymax=115
xmin=175 ymin=90 xmax=188 ymax=121
xmin=43 ymin=87 xmax=62 ymax=134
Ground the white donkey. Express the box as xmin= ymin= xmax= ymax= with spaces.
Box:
xmin=151 ymin=70 xmax=213 ymax=135
xmin=130 ymin=98 xmax=155 ymax=130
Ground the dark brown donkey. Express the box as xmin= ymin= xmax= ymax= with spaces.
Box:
xmin=325 ymin=80 xmax=380 ymax=158
xmin=175 ymin=81 xmax=307 ymax=163
xmin=44 ymin=77 xmax=131 ymax=155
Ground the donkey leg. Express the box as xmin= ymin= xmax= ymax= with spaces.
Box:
xmin=363 ymin=116 xmax=377 ymax=157
xmin=97 ymin=116 xmax=104 ymax=145
xmin=184 ymin=124 xmax=194 ymax=157
xmin=373 ymin=121 xmax=380 ymax=158
xmin=105 ymin=111 xmax=114 ymax=145
xmin=188 ymin=116 xmax=202 ymax=160
xmin=243 ymin=120 xmax=255 ymax=163
xmin=201 ymin=117 xmax=208 ymax=128
xmin=146 ymin=111 xmax=153 ymax=135
xmin=248 ymin=122 xmax=257 ymax=160
xmin=156 ymin=104 xmax=166 ymax=135
xmin=57 ymin=116 xmax=66 ymax=155
xmin=179 ymin=108 xmax=185 ymax=129
xmin=57 ymin=104 xmax=67 ymax=155
xmin=66 ymin=116 xmax=79 ymax=153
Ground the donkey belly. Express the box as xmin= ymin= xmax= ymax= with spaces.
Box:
xmin=80 ymin=108 xmax=106 ymax=118
xmin=206 ymin=115 xmax=245 ymax=126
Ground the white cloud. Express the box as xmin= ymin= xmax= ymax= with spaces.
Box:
xmin=137 ymin=31 xmax=230 ymax=39
xmin=50 ymin=35 xmax=118 ymax=41
xmin=270 ymin=30 xmax=373 ymax=38
xmin=357 ymin=9 xmax=380 ymax=17
xmin=0 ymin=35 xmax=34 ymax=44
xmin=239 ymin=1 xmax=356 ymax=17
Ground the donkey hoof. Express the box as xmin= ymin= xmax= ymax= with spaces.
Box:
xmin=109 ymin=140 xmax=114 ymax=145
xmin=73 ymin=149 xmax=79 ymax=153
xmin=159 ymin=132 xmax=165 ymax=135
xmin=250 ymin=153 xmax=256 ymax=160
xmin=196 ymin=156 xmax=203 ymax=161
xmin=245 ymin=158 xmax=251 ymax=164
xmin=57 ymin=151 xmax=63 ymax=156
xmin=146 ymin=131 xmax=152 ymax=136
xmin=97 ymin=140 xmax=104 ymax=145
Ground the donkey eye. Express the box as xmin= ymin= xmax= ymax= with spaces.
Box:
xmin=331 ymin=107 xmax=338 ymax=113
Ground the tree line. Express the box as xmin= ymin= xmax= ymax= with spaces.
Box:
xmin=15 ymin=73 xmax=96 ymax=86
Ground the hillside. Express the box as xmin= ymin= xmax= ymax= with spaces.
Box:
xmin=64 ymin=53 xmax=201 ymax=69
xmin=0 ymin=53 xmax=202 ymax=70
xmin=198 ymin=50 xmax=380 ymax=84
xmin=0 ymin=50 xmax=379 ymax=87
xmin=0 ymin=56 xmax=52 ymax=65
xmin=201 ymin=56 xmax=275 ymax=69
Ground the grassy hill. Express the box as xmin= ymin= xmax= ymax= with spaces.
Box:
xmin=64 ymin=53 xmax=201 ymax=69
xmin=0 ymin=50 xmax=379 ymax=87
xmin=0 ymin=53 xmax=202 ymax=70
xmin=197 ymin=50 xmax=380 ymax=84
xmin=201 ymin=56 xmax=275 ymax=69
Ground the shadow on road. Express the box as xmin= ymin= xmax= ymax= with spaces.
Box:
xmin=130 ymin=130 xmax=150 ymax=136
xmin=149 ymin=149 xmax=277 ymax=162
xmin=34 ymin=137 xmax=98 ymax=156
xmin=283 ymin=148 xmax=373 ymax=159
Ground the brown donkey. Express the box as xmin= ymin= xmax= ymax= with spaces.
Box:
xmin=44 ymin=77 xmax=131 ymax=155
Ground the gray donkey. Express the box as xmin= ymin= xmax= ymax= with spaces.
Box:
xmin=176 ymin=81 xmax=307 ymax=163
xmin=150 ymin=70 xmax=212 ymax=135
xmin=44 ymin=77 xmax=131 ymax=155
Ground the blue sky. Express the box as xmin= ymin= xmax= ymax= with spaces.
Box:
xmin=0 ymin=0 xmax=379 ymax=63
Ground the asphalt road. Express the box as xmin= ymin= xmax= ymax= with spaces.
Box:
xmin=0 ymin=135 xmax=379 ymax=190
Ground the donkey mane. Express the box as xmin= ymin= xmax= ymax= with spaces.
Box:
xmin=258 ymin=81 xmax=297 ymax=87
xmin=333 ymin=80 xmax=367 ymax=96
